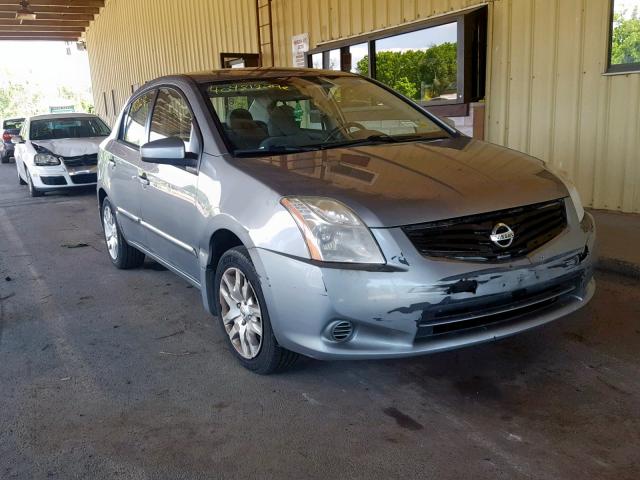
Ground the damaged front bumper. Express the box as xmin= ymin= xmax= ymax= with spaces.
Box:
xmin=251 ymin=210 xmax=596 ymax=360
xmin=29 ymin=163 xmax=97 ymax=189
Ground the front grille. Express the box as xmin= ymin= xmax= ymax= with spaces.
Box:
xmin=61 ymin=153 xmax=98 ymax=167
xmin=69 ymin=173 xmax=97 ymax=184
xmin=403 ymin=199 xmax=567 ymax=261
xmin=41 ymin=176 xmax=67 ymax=185
xmin=415 ymin=272 xmax=583 ymax=340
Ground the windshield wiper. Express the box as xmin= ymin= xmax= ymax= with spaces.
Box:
xmin=233 ymin=145 xmax=318 ymax=156
xmin=308 ymin=133 xmax=430 ymax=150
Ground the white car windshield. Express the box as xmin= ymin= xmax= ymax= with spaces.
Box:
xmin=203 ymin=74 xmax=451 ymax=155
xmin=30 ymin=117 xmax=111 ymax=141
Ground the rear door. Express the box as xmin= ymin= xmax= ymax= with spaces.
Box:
xmin=138 ymin=87 xmax=202 ymax=283
xmin=106 ymin=90 xmax=156 ymax=244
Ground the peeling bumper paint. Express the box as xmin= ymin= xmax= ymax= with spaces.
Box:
xmin=251 ymin=210 xmax=596 ymax=360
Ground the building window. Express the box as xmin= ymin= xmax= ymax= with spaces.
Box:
xmin=347 ymin=43 xmax=368 ymax=73
xmin=310 ymin=52 xmax=322 ymax=69
xmin=371 ymin=22 xmax=458 ymax=103
xmin=220 ymin=53 xmax=261 ymax=68
xmin=608 ymin=0 xmax=640 ymax=73
xmin=306 ymin=6 xmax=487 ymax=112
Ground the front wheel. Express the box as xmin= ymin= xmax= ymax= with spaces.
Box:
xmin=17 ymin=166 xmax=26 ymax=185
xmin=214 ymin=247 xmax=298 ymax=374
xmin=101 ymin=198 xmax=145 ymax=269
xmin=26 ymin=169 xmax=43 ymax=197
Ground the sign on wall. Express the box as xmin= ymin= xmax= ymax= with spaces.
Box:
xmin=291 ymin=33 xmax=309 ymax=67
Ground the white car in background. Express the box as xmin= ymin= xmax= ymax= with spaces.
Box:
xmin=13 ymin=113 xmax=111 ymax=197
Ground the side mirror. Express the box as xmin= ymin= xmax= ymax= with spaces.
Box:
xmin=140 ymin=137 xmax=197 ymax=168
xmin=10 ymin=135 xmax=24 ymax=144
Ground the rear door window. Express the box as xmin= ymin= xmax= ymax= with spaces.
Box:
xmin=121 ymin=91 xmax=155 ymax=147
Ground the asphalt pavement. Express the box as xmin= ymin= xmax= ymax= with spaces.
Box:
xmin=0 ymin=161 xmax=638 ymax=479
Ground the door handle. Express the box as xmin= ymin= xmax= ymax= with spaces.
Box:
xmin=137 ymin=173 xmax=150 ymax=186
xmin=107 ymin=157 xmax=116 ymax=166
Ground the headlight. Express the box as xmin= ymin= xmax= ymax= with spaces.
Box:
xmin=281 ymin=196 xmax=385 ymax=264
xmin=34 ymin=153 xmax=61 ymax=166
xmin=551 ymin=168 xmax=584 ymax=222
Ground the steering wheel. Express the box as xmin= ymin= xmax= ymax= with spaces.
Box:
xmin=324 ymin=122 xmax=367 ymax=142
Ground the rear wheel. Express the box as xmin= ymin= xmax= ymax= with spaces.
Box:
xmin=101 ymin=198 xmax=145 ymax=269
xmin=26 ymin=169 xmax=43 ymax=197
xmin=215 ymin=246 xmax=298 ymax=374
xmin=0 ymin=153 xmax=8 ymax=164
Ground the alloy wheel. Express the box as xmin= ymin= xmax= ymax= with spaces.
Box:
xmin=219 ymin=267 xmax=263 ymax=359
xmin=102 ymin=204 xmax=119 ymax=260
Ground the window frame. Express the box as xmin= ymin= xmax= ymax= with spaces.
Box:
xmin=117 ymin=88 xmax=158 ymax=150
xmin=146 ymin=85 xmax=204 ymax=173
xmin=306 ymin=6 xmax=487 ymax=114
xmin=606 ymin=0 xmax=640 ymax=75
xmin=220 ymin=52 xmax=261 ymax=68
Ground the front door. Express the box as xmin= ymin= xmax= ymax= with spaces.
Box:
xmin=108 ymin=90 xmax=156 ymax=244
xmin=139 ymin=87 xmax=202 ymax=283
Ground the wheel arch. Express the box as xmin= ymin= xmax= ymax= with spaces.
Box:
xmin=202 ymin=227 xmax=247 ymax=316
xmin=98 ymin=188 xmax=108 ymax=211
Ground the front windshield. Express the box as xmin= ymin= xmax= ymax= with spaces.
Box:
xmin=203 ymin=74 xmax=451 ymax=155
xmin=30 ymin=117 xmax=111 ymax=141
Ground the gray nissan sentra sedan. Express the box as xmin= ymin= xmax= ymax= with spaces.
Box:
xmin=97 ymin=68 xmax=596 ymax=374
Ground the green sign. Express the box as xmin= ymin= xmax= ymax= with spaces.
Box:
xmin=49 ymin=105 xmax=75 ymax=114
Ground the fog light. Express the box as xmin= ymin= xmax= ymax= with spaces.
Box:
xmin=329 ymin=321 xmax=354 ymax=342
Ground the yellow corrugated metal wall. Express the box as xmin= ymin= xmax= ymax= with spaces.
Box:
xmin=86 ymin=0 xmax=640 ymax=213
xmin=486 ymin=0 xmax=640 ymax=212
xmin=86 ymin=0 xmax=258 ymax=125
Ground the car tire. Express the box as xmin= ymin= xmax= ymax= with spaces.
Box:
xmin=17 ymin=166 xmax=26 ymax=185
xmin=26 ymin=169 xmax=43 ymax=197
xmin=101 ymin=198 xmax=145 ymax=269
xmin=214 ymin=246 xmax=299 ymax=374
xmin=1 ymin=153 xmax=8 ymax=164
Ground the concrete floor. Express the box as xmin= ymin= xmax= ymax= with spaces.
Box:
xmin=0 ymin=162 xmax=638 ymax=480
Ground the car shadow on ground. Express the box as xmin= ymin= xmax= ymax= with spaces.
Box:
xmin=38 ymin=185 xmax=97 ymax=198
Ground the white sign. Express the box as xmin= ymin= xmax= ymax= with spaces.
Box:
xmin=292 ymin=33 xmax=309 ymax=67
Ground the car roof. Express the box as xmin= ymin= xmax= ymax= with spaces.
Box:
xmin=144 ymin=67 xmax=355 ymax=87
xmin=28 ymin=112 xmax=98 ymax=121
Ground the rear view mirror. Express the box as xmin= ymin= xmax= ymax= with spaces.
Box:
xmin=141 ymin=137 xmax=197 ymax=168
xmin=10 ymin=135 xmax=23 ymax=144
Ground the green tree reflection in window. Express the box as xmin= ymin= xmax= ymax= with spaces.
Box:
xmin=356 ymin=42 xmax=457 ymax=101
xmin=611 ymin=3 xmax=640 ymax=65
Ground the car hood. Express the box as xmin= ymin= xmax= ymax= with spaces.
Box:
xmin=232 ymin=137 xmax=569 ymax=228
xmin=32 ymin=137 xmax=105 ymax=157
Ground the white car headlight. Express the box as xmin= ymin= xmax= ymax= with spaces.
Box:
xmin=281 ymin=196 xmax=385 ymax=264
xmin=34 ymin=153 xmax=61 ymax=166
xmin=550 ymin=168 xmax=584 ymax=222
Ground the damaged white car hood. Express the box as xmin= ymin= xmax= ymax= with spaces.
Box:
xmin=33 ymin=137 xmax=106 ymax=157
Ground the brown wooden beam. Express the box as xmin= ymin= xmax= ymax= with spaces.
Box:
xmin=0 ymin=30 xmax=78 ymax=36
xmin=0 ymin=35 xmax=79 ymax=40
xmin=0 ymin=1 xmax=103 ymax=6
xmin=0 ymin=12 xmax=94 ymax=20
xmin=0 ymin=26 xmax=84 ymax=32
xmin=0 ymin=19 xmax=90 ymax=26
xmin=0 ymin=5 xmax=99 ymax=14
